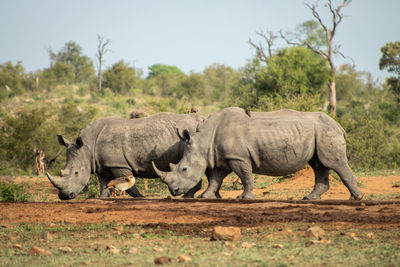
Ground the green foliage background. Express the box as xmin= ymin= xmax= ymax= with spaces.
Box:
xmin=0 ymin=40 xmax=399 ymax=176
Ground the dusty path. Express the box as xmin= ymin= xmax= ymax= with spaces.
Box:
xmin=1 ymin=199 xmax=400 ymax=232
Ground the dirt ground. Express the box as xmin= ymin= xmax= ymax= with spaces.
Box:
xmin=1 ymin=168 xmax=400 ymax=231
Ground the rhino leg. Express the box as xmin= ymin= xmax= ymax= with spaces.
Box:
xmin=98 ymin=175 xmax=111 ymax=197
xmin=199 ymin=168 xmax=230 ymax=199
xmin=126 ymin=185 xmax=145 ymax=198
xmin=182 ymin=180 xmax=202 ymax=198
xmin=228 ymin=160 xmax=255 ymax=199
xmin=316 ymin=136 xmax=363 ymax=200
xmin=303 ymin=156 xmax=330 ymax=200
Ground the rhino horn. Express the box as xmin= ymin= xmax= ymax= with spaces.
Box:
xmin=47 ymin=172 xmax=63 ymax=190
xmin=152 ymin=161 xmax=170 ymax=183
xmin=169 ymin=163 xmax=177 ymax=171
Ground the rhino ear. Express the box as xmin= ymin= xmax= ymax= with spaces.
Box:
xmin=76 ymin=136 xmax=84 ymax=148
xmin=57 ymin=135 xmax=72 ymax=147
xmin=176 ymin=128 xmax=191 ymax=142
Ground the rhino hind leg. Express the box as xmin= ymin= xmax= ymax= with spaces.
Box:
xmin=228 ymin=160 xmax=255 ymax=199
xmin=315 ymin=136 xmax=363 ymax=200
xmin=182 ymin=180 xmax=202 ymax=198
xmin=303 ymin=156 xmax=330 ymax=200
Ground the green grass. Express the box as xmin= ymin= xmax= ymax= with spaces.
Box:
xmin=1 ymin=222 xmax=399 ymax=266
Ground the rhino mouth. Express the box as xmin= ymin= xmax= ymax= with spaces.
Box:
xmin=168 ymin=186 xmax=183 ymax=196
xmin=58 ymin=191 xmax=76 ymax=200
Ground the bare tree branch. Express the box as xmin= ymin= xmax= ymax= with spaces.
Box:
xmin=96 ymin=35 xmax=111 ymax=94
xmin=248 ymin=29 xmax=277 ymax=63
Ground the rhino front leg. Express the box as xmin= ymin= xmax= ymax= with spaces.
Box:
xmin=98 ymin=175 xmax=111 ymax=197
xmin=182 ymin=180 xmax=202 ymax=198
xmin=199 ymin=168 xmax=230 ymax=198
xmin=303 ymin=157 xmax=330 ymax=200
xmin=125 ymin=185 xmax=145 ymax=198
xmin=228 ymin=160 xmax=255 ymax=199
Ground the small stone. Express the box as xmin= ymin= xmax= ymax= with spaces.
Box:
xmin=153 ymin=246 xmax=163 ymax=252
xmin=366 ymin=232 xmax=375 ymax=239
xmin=49 ymin=223 xmax=57 ymax=227
xmin=288 ymin=255 xmax=296 ymax=261
xmin=128 ymin=247 xmax=138 ymax=254
xmin=40 ymin=231 xmax=54 ymax=241
xmin=177 ymin=254 xmax=192 ymax=263
xmin=64 ymin=218 xmax=77 ymax=224
xmin=361 ymin=202 xmax=366 ymax=206
xmin=113 ymin=226 xmax=124 ymax=232
xmin=224 ymin=241 xmax=237 ymax=251
xmin=106 ymin=245 xmax=120 ymax=254
xmin=306 ymin=226 xmax=325 ymax=238
xmin=222 ymin=251 xmax=232 ymax=256
xmin=154 ymin=256 xmax=171 ymax=265
xmin=241 ymin=242 xmax=255 ymax=248
xmin=320 ymin=238 xmax=332 ymax=244
xmin=28 ymin=246 xmax=52 ymax=255
xmin=212 ymin=226 xmax=241 ymax=241
xmin=59 ymin=246 xmax=72 ymax=253
xmin=13 ymin=244 xmax=23 ymax=249
xmin=272 ymin=244 xmax=284 ymax=248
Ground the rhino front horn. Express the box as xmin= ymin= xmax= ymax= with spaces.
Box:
xmin=152 ymin=161 xmax=170 ymax=183
xmin=47 ymin=172 xmax=63 ymax=190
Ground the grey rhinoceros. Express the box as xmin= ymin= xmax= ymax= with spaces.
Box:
xmin=153 ymin=107 xmax=364 ymax=200
xmin=47 ymin=112 xmax=204 ymax=200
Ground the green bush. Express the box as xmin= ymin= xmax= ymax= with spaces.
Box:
xmin=0 ymin=181 xmax=30 ymax=201
xmin=80 ymin=175 xmax=100 ymax=199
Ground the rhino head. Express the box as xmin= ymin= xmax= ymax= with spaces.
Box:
xmin=152 ymin=129 xmax=207 ymax=196
xmin=47 ymin=135 xmax=92 ymax=200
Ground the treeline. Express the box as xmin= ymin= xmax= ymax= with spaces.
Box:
xmin=0 ymin=36 xmax=399 ymax=175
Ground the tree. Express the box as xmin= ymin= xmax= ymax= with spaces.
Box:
xmin=48 ymin=41 xmax=95 ymax=83
xmin=281 ymin=0 xmax=352 ymax=115
xmin=102 ymin=60 xmax=136 ymax=94
xmin=379 ymin=41 xmax=400 ymax=103
xmin=147 ymin=64 xmax=184 ymax=79
xmin=248 ymin=30 xmax=278 ymax=64
xmin=177 ymin=72 xmax=206 ymax=98
xmin=256 ymin=47 xmax=331 ymax=97
xmin=96 ymin=35 xmax=111 ymax=95
xmin=203 ymin=63 xmax=241 ymax=100
xmin=0 ymin=61 xmax=27 ymax=96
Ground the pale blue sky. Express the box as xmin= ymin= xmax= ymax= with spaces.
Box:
xmin=0 ymin=0 xmax=398 ymax=82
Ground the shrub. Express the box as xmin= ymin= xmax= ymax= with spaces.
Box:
xmin=0 ymin=181 xmax=30 ymax=201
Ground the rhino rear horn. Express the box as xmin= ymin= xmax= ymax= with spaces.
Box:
xmin=47 ymin=172 xmax=64 ymax=190
xmin=152 ymin=161 xmax=171 ymax=184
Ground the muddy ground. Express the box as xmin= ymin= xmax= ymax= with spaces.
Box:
xmin=1 ymin=169 xmax=400 ymax=232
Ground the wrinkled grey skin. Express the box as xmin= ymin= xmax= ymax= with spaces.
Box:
xmin=153 ymin=107 xmax=364 ymax=200
xmin=47 ymin=113 xmax=204 ymax=200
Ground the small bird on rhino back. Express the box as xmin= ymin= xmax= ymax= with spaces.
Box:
xmin=107 ymin=174 xmax=135 ymax=198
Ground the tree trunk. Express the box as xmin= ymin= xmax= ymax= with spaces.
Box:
xmin=328 ymin=79 xmax=336 ymax=115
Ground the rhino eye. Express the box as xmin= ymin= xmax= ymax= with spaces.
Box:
xmin=74 ymin=171 xmax=79 ymax=175
xmin=182 ymin=167 xmax=187 ymax=172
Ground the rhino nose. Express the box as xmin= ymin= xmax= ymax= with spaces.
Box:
xmin=69 ymin=192 xmax=76 ymax=199
xmin=169 ymin=187 xmax=180 ymax=196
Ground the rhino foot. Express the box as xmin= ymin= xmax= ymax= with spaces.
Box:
xmin=302 ymin=195 xmax=321 ymax=200
xmin=198 ymin=191 xmax=218 ymax=199
xmin=237 ymin=192 xmax=256 ymax=200
xmin=349 ymin=192 xmax=364 ymax=200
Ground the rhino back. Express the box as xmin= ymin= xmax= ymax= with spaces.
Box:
xmin=81 ymin=113 xmax=204 ymax=177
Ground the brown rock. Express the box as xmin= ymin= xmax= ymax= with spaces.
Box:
xmin=106 ymin=245 xmax=120 ymax=254
xmin=272 ymin=244 xmax=284 ymax=248
xmin=241 ymin=242 xmax=256 ymax=248
xmin=64 ymin=217 xmax=77 ymax=224
xmin=306 ymin=226 xmax=325 ymax=238
xmin=153 ymin=246 xmax=163 ymax=252
xmin=212 ymin=226 xmax=241 ymax=241
xmin=13 ymin=244 xmax=23 ymax=249
xmin=28 ymin=246 xmax=52 ymax=255
xmin=177 ymin=254 xmax=192 ymax=263
xmin=366 ymin=232 xmax=375 ymax=239
xmin=154 ymin=256 xmax=171 ymax=265
xmin=58 ymin=246 xmax=72 ymax=253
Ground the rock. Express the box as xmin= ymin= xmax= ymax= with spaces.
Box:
xmin=272 ymin=244 xmax=284 ymax=248
xmin=154 ymin=256 xmax=171 ymax=265
xmin=177 ymin=254 xmax=192 ymax=263
xmin=222 ymin=252 xmax=232 ymax=256
xmin=106 ymin=245 xmax=120 ymax=254
xmin=64 ymin=217 xmax=77 ymax=224
xmin=49 ymin=223 xmax=57 ymax=227
xmin=306 ymin=226 xmax=325 ymax=238
xmin=13 ymin=244 xmax=23 ymax=249
xmin=40 ymin=231 xmax=54 ymax=241
xmin=113 ymin=226 xmax=124 ymax=232
xmin=128 ymin=247 xmax=138 ymax=254
xmin=153 ymin=246 xmax=163 ymax=252
xmin=366 ymin=232 xmax=375 ymax=239
xmin=308 ymin=238 xmax=331 ymax=245
xmin=59 ymin=246 xmax=72 ymax=253
xmin=28 ymin=246 xmax=52 ymax=255
xmin=241 ymin=242 xmax=256 ymax=248
xmin=224 ymin=241 xmax=236 ymax=251
xmin=212 ymin=226 xmax=241 ymax=241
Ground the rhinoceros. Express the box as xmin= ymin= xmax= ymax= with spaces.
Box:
xmin=47 ymin=112 xmax=204 ymax=200
xmin=153 ymin=107 xmax=364 ymax=200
